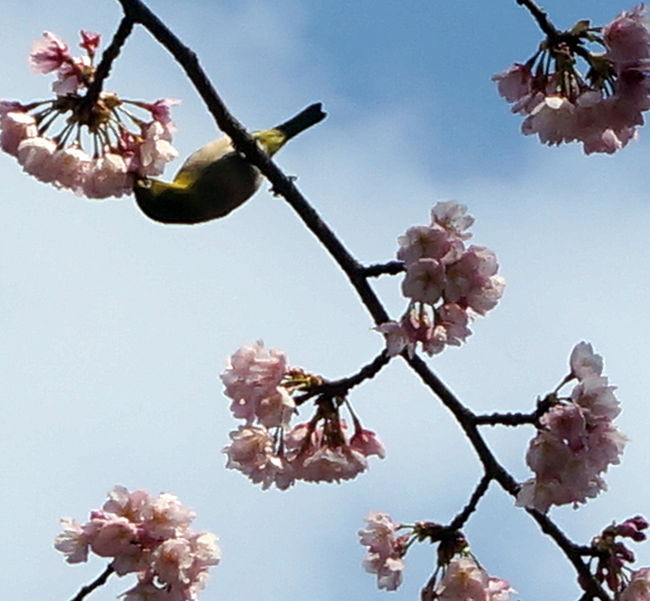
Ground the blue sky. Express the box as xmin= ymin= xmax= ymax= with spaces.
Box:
xmin=1 ymin=1 xmax=649 ymax=601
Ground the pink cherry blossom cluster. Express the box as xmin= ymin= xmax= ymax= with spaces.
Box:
xmin=54 ymin=485 xmax=220 ymax=601
xmin=221 ymin=341 xmax=385 ymax=489
xmin=377 ymin=201 xmax=505 ymax=357
xmin=591 ymin=515 xmax=649 ymax=596
xmin=0 ymin=31 xmax=178 ymax=198
xmin=493 ymin=6 xmax=650 ymax=154
xmin=516 ymin=342 xmax=627 ymax=513
xmin=358 ymin=511 xmax=515 ymax=599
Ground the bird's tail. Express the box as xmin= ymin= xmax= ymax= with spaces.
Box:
xmin=274 ymin=103 xmax=327 ymax=142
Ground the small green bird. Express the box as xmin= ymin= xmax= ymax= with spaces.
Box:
xmin=133 ymin=103 xmax=326 ymax=224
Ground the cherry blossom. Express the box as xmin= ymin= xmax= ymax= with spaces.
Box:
xmin=298 ymin=444 xmax=368 ymax=483
xmin=54 ymin=518 xmax=89 ymax=564
xmin=16 ymin=137 xmax=58 ymax=181
xmin=516 ymin=342 xmax=626 ymax=512
xmin=590 ymin=516 xmax=650 ymax=595
xmin=621 ymin=568 xmax=650 ymax=601
xmin=492 ymin=63 xmax=533 ymax=103
xmin=402 ymin=258 xmax=446 ymax=304
xmin=378 ymin=201 xmax=504 ymax=358
xmin=220 ymin=341 xmax=291 ymax=426
xmin=79 ymin=30 xmax=101 ymax=57
xmin=223 ymin=425 xmax=286 ymax=490
xmin=570 ymin=341 xmax=604 ymax=380
xmin=221 ymin=343 xmax=385 ymax=489
xmin=1 ymin=30 xmax=178 ymax=198
xmin=494 ymin=6 xmax=650 ymax=153
xmin=0 ymin=110 xmax=38 ymax=155
xmin=434 ymin=557 xmax=515 ymax=601
xmin=358 ymin=514 xmax=516 ymax=599
xmin=431 ymin=199 xmax=475 ymax=240
xmin=350 ymin=428 xmax=386 ymax=459
xmin=54 ymin=486 xmax=220 ymax=601
xmin=603 ymin=6 xmax=650 ymax=67
xmin=358 ymin=511 xmax=408 ymax=591
xmin=29 ymin=31 xmax=70 ymax=74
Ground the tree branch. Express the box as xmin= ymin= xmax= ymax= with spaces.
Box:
xmin=294 ymin=350 xmax=391 ymax=406
xmin=404 ymin=353 xmax=609 ymax=601
xmin=117 ymin=0 xmax=391 ymax=325
xmin=81 ymin=16 xmax=134 ymax=111
xmin=474 ymin=411 xmax=537 ymax=426
xmin=69 ymin=565 xmax=114 ymax=601
xmin=447 ymin=474 xmax=492 ymax=532
xmin=474 ymin=395 xmax=553 ymax=426
xmin=515 ymin=0 xmax=559 ymax=38
xmin=360 ymin=261 xmax=405 ymax=278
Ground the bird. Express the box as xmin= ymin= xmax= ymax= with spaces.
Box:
xmin=133 ymin=103 xmax=326 ymax=224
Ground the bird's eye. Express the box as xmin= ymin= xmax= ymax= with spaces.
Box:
xmin=136 ymin=178 xmax=152 ymax=189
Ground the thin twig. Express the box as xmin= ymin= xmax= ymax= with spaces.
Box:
xmin=81 ymin=16 xmax=134 ymax=111
xmin=294 ymin=350 xmax=391 ymax=406
xmin=515 ymin=0 xmax=594 ymax=65
xmin=360 ymin=261 xmax=405 ymax=278
xmin=447 ymin=474 xmax=492 ymax=532
xmin=69 ymin=565 xmax=114 ymax=601
xmin=474 ymin=396 xmax=553 ymax=426
xmin=474 ymin=411 xmax=537 ymax=426
xmin=516 ymin=0 xmax=559 ymax=38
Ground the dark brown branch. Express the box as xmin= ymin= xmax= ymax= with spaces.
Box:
xmin=69 ymin=565 xmax=114 ymax=601
xmin=576 ymin=545 xmax=604 ymax=558
xmin=515 ymin=0 xmax=595 ymax=66
xmin=114 ymin=3 xmax=610 ymax=599
xmin=360 ymin=261 xmax=405 ymax=278
xmin=474 ymin=395 xmax=554 ymax=426
xmin=474 ymin=394 xmax=557 ymax=426
xmin=294 ymin=351 xmax=391 ymax=406
xmin=474 ymin=411 xmax=537 ymax=426
xmin=516 ymin=0 xmax=559 ymax=38
xmin=447 ymin=474 xmax=492 ymax=532
xmin=82 ymin=16 xmax=134 ymax=110
xmin=117 ymin=0 xmax=390 ymax=324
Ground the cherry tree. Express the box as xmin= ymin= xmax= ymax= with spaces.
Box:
xmin=1 ymin=1 xmax=649 ymax=600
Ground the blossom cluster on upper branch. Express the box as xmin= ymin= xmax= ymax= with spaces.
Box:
xmin=0 ymin=30 xmax=178 ymax=198
xmin=494 ymin=5 xmax=650 ymax=154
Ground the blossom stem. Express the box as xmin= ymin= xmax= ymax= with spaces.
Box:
xmin=37 ymin=110 xmax=61 ymax=137
xmin=69 ymin=565 xmax=114 ymax=601
xmin=53 ymin=122 xmax=75 ymax=147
